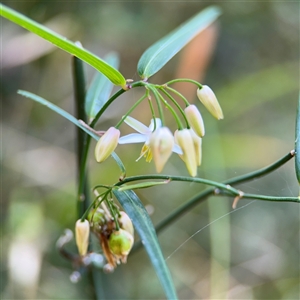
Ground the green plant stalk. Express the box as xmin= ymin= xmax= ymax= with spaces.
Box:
xmin=156 ymin=151 xmax=297 ymax=231
xmin=115 ymin=93 xmax=147 ymax=129
xmin=73 ymin=56 xmax=90 ymax=216
xmin=130 ymin=151 xmax=297 ymax=251
xmin=155 ymin=89 xmax=184 ymax=130
xmin=159 ymin=88 xmax=189 ymax=127
xmin=166 ymin=78 xmax=203 ymax=89
xmin=73 ymin=57 xmax=101 ymax=300
xmin=115 ymin=173 xmax=300 ymax=203
xmin=115 ymin=175 xmax=241 ymax=196
xmin=90 ymin=81 xmax=147 ymax=128
xmin=164 ymin=86 xmax=190 ymax=106
xmin=147 ymin=90 xmax=157 ymax=122
xmin=81 ymin=190 xmax=109 ymax=221
xmin=147 ymin=85 xmax=165 ymax=126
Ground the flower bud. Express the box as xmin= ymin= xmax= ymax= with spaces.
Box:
xmin=75 ymin=219 xmax=90 ymax=256
xmin=184 ymin=105 xmax=205 ymax=137
xmin=190 ymin=129 xmax=202 ymax=166
xmin=88 ymin=208 xmax=105 ymax=232
xmin=174 ymin=129 xmax=197 ymax=177
xmin=150 ymin=127 xmax=174 ymax=173
xmin=95 ymin=127 xmax=120 ymax=163
xmin=197 ymin=85 xmax=223 ymax=120
xmin=108 ymin=229 xmax=134 ymax=257
xmin=119 ymin=211 xmax=134 ymax=237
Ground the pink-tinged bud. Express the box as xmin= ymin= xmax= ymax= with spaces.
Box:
xmin=119 ymin=211 xmax=134 ymax=237
xmin=95 ymin=127 xmax=120 ymax=163
xmin=75 ymin=219 xmax=90 ymax=256
xmin=197 ymin=85 xmax=224 ymax=120
xmin=108 ymin=229 xmax=134 ymax=257
xmin=149 ymin=127 xmax=174 ymax=173
xmin=174 ymin=129 xmax=197 ymax=177
xmin=190 ymin=129 xmax=202 ymax=166
xmin=184 ymin=105 xmax=205 ymax=137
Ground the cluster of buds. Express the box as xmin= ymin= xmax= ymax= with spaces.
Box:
xmin=74 ymin=206 xmax=134 ymax=272
xmin=94 ymin=85 xmax=223 ymax=177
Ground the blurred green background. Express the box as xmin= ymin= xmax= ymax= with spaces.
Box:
xmin=1 ymin=1 xmax=299 ymax=299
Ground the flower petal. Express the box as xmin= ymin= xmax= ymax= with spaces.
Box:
xmin=149 ymin=118 xmax=162 ymax=131
xmin=172 ymin=144 xmax=183 ymax=155
xmin=118 ymin=133 xmax=147 ymax=144
xmin=124 ymin=116 xmax=150 ymax=134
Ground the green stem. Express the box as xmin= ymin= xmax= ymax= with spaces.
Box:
xmin=156 ymin=90 xmax=184 ymax=130
xmin=147 ymin=90 xmax=157 ymax=124
xmin=164 ymin=86 xmax=190 ymax=106
xmin=147 ymin=85 xmax=165 ymax=126
xmin=106 ymin=198 xmax=120 ymax=230
xmin=159 ymin=88 xmax=189 ymax=128
xmin=131 ymin=151 xmax=297 ymax=251
xmin=242 ymin=194 xmax=299 ymax=202
xmin=226 ymin=150 xmax=295 ymax=185
xmin=115 ymin=175 xmax=241 ymax=196
xmin=73 ymin=57 xmax=90 ymax=217
xmin=115 ymin=93 xmax=147 ymax=129
xmin=81 ymin=190 xmax=109 ymax=221
xmin=90 ymin=89 xmax=126 ymax=128
xmin=165 ymin=78 xmax=202 ymax=89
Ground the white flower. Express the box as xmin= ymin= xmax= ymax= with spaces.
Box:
xmin=150 ymin=127 xmax=174 ymax=173
xmin=118 ymin=116 xmax=182 ymax=162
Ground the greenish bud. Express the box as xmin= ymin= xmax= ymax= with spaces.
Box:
xmin=108 ymin=229 xmax=134 ymax=257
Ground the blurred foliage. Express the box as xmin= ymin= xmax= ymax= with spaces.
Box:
xmin=1 ymin=1 xmax=299 ymax=299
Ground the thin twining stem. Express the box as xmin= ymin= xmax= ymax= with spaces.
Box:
xmin=115 ymin=175 xmax=241 ymax=197
xmin=130 ymin=151 xmax=297 ymax=252
xmin=154 ymin=150 xmax=297 ymax=233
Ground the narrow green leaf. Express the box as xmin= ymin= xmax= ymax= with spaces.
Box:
xmin=17 ymin=90 xmax=126 ymax=173
xmin=113 ymin=189 xmax=177 ymax=300
xmin=85 ymin=52 xmax=120 ymax=120
xmin=295 ymin=94 xmax=300 ymax=187
xmin=137 ymin=6 xmax=221 ymax=79
xmin=0 ymin=4 xmax=126 ymax=88
xmin=117 ymin=180 xmax=168 ymax=191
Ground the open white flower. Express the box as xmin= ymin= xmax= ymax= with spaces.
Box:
xmin=118 ymin=116 xmax=182 ymax=163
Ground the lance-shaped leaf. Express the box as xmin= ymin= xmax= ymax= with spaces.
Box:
xmin=113 ymin=189 xmax=177 ymax=300
xmin=137 ymin=6 xmax=221 ymax=79
xmin=117 ymin=180 xmax=168 ymax=191
xmin=85 ymin=52 xmax=120 ymax=120
xmin=0 ymin=4 xmax=126 ymax=88
xmin=295 ymin=94 xmax=300 ymax=188
xmin=17 ymin=90 xmax=126 ymax=175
